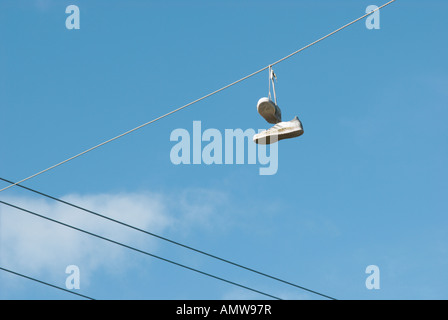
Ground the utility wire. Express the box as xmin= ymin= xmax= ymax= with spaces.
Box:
xmin=0 ymin=266 xmax=94 ymax=300
xmin=0 ymin=200 xmax=282 ymax=300
xmin=0 ymin=0 xmax=397 ymax=194
xmin=0 ymin=176 xmax=336 ymax=300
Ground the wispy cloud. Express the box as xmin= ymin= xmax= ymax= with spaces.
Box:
xmin=0 ymin=192 xmax=172 ymax=287
xmin=0 ymin=187 xmax=298 ymax=298
xmin=0 ymin=187 xmax=237 ymax=296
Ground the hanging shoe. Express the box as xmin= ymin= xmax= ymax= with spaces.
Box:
xmin=257 ymin=97 xmax=282 ymax=124
xmin=253 ymin=116 xmax=304 ymax=144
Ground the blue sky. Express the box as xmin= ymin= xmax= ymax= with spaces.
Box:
xmin=0 ymin=0 xmax=447 ymax=300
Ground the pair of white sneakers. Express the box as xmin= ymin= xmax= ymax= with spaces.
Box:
xmin=253 ymin=97 xmax=304 ymax=144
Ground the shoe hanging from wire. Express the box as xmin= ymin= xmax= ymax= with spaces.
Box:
xmin=257 ymin=66 xmax=282 ymax=124
xmin=254 ymin=66 xmax=304 ymax=144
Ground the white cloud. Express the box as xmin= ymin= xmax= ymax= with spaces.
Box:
xmin=0 ymin=187 xmax=237 ymax=296
xmin=0 ymin=187 xmax=291 ymax=298
xmin=170 ymin=188 xmax=230 ymax=233
xmin=0 ymin=191 xmax=173 ymax=289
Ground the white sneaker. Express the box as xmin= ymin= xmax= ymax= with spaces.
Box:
xmin=257 ymin=97 xmax=282 ymax=124
xmin=253 ymin=116 xmax=304 ymax=144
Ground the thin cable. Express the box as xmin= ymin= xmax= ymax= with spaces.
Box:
xmin=0 ymin=177 xmax=336 ymax=300
xmin=0 ymin=0 xmax=397 ymax=194
xmin=0 ymin=200 xmax=282 ymax=300
xmin=0 ymin=266 xmax=94 ymax=300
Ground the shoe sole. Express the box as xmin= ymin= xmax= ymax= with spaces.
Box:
xmin=253 ymin=126 xmax=304 ymax=145
xmin=257 ymin=98 xmax=281 ymax=124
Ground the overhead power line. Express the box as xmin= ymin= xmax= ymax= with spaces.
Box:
xmin=0 ymin=200 xmax=282 ymax=300
xmin=0 ymin=0 xmax=397 ymax=193
xmin=0 ymin=266 xmax=95 ymax=300
xmin=0 ymin=176 xmax=336 ymax=300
